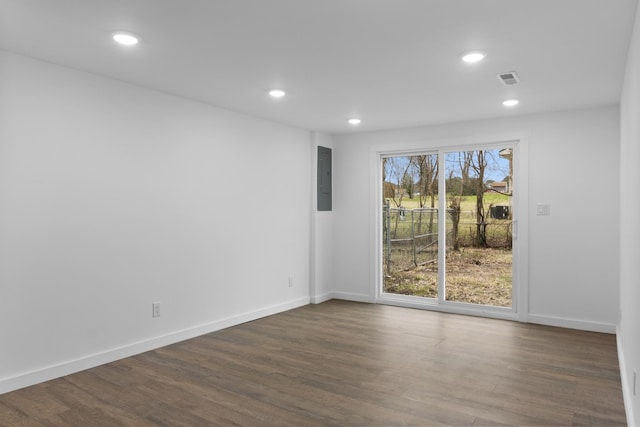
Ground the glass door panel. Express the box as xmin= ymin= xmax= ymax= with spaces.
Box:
xmin=443 ymin=149 xmax=513 ymax=307
xmin=382 ymin=154 xmax=439 ymax=298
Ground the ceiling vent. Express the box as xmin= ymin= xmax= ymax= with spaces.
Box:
xmin=497 ymin=71 xmax=520 ymax=86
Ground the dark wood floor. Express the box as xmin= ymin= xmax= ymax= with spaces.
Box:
xmin=0 ymin=300 xmax=627 ymax=426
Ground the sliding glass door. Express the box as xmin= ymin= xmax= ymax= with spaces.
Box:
xmin=381 ymin=144 xmax=515 ymax=314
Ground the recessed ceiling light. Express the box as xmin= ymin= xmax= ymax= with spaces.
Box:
xmin=269 ymin=89 xmax=286 ymax=98
xmin=461 ymin=51 xmax=486 ymax=63
xmin=112 ymin=32 xmax=139 ymax=46
xmin=348 ymin=118 xmax=361 ymax=125
xmin=503 ymin=99 xmax=519 ymax=107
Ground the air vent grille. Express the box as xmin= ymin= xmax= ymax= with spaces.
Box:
xmin=497 ymin=71 xmax=520 ymax=86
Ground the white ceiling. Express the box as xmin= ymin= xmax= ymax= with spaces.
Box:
xmin=1 ymin=0 xmax=637 ymax=134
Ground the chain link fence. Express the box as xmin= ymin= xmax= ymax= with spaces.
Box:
xmin=383 ymin=206 xmax=512 ymax=273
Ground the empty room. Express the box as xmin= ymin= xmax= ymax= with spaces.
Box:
xmin=1 ymin=0 xmax=640 ymax=425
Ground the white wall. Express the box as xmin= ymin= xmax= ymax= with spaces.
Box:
xmin=619 ymin=2 xmax=640 ymax=425
xmin=0 ymin=51 xmax=312 ymax=393
xmin=310 ymin=132 xmax=335 ymax=303
xmin=332 ymin=106 xmax=620 ymax=331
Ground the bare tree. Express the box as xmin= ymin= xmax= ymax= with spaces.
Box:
xmin=410 ymin=155 xmax=438 ymax=239
xmin=470 ymin=150 xmax=488 ymax=247
xmin=458 ymin=151 xmax=472 ymax=195
xmin=402 ymin=173 xmax=415 ymax=199
xmin=382 ymin=158 xmax=395 ymax=202
xmin=449 ymin=197 xmax=461 ymax=251
xmin=447 ymin=166 xmax=462 ymax=251
xmin=444 ymin=152 xmax=472 ymax=250
xmin=384 ymin=157 xmax=412 ymax=207
xmin=415 ymin=155 xmax=438 ymax=209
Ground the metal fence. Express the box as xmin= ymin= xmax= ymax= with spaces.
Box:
xmin=383 ymin=206 xmax=512 ymax=273
xmin=383 ymin=207 xmax=443 ymax=272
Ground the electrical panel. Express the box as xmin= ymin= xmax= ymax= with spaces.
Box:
xmin=317 ymin=146 xmax=332 ymax=211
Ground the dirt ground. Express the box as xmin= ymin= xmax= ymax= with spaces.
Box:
xmin=383 ymin=247 xmax=512 ymax=307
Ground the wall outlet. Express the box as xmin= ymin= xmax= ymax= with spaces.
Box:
xmin=152 ymin=302 xmax=161 ymax=318
xmin=288 ymin=276 xmax=294 ymax=288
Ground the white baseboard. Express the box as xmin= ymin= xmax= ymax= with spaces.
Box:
xmin=312 ymin=291 xmax=372 ymax=304
xmin=617 ymin=326 xmax=636 ymax=427
xmin=310 ymin=292 xmax=334 ymax=304
xmin=332 ymin=291 xmax=373 ymax=303
xmin=0 ymin=297 xmax=310 ymax=395
xmin=527 ymin=313 xmax=616 ymax=334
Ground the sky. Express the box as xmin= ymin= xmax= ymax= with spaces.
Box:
xmin=384 ymin=148 xmax=512 ymax=184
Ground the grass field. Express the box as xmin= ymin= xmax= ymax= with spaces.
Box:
xmin=383 ymin=247 xmax=512 ymax=307
xmin=384 ymin=192 xmax=512 ymax=248
xmin=388 ymin=192 xmax=511 ymax=217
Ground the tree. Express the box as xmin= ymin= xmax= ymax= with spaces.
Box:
xmin=470 ymin=150 xmax=488 ymax=247
xmin=444 ymin=152 xmax=473 ymax=250
xmin=449 ymin=198 xmax=461 ymax=251
xmin=408 ymin=155 xmax=438 ymax=237
xmin=415 ymin=155 xmax=438 ymax=208
xmin=384 ymin=156 xmax=412 ymax=207
xmin=460 ymin=151 xmax=472 ymax=194
xmin=402 ymin=173 xmax=415 ymax=199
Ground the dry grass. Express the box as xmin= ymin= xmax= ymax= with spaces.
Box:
xmin=383 ymin=247 xmax=512 ymax=307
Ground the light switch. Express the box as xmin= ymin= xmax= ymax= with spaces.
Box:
xmin=536 ymin=203 xmax=551 ymax=216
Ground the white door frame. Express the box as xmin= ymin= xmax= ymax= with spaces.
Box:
xmin=369 ymin=134 xmax=529 ymax=322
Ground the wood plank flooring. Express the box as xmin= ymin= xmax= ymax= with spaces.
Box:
xmin=0 ymin=300 xmax=627 ymax=426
